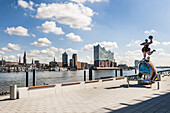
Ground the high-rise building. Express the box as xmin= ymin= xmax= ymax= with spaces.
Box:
xmin=70 ymin=59 xmax=74 ymax=68
xmin=19 ymin=56 xmax=21 ymax=64
xmin=62 ymin=52 xmax=68 ymax=67
xmin=72 ymin=54 xmax=77 ymax=69
xmin=23 ymin=51 xmax=26 ymax=65
xmin=94 ymin=44 xmax=114 ymax=67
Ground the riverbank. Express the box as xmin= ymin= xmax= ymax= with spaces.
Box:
xmin=0 ymin=75 xmax=170 ymax=112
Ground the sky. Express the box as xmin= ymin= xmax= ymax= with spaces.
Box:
xmin=0 ymin=0 xmax=170 ymax=66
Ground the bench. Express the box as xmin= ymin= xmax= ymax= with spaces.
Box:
xmin=85 ymin=80 xmax=99 ymax=83
xmin=28 ymin=85 xmax=56 ymax=89
xmin=116 ymin=77 xmax=125 ymax=80
xmin=102 ymin=78 xmax=114 ymax=82
xmin=61 ymin=82 xmax=81 ymax=86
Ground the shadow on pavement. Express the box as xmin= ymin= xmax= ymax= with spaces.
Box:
xmin=105 ymin=84 xmax=151 ymax=89
xmin=102 ymin=92 xmax=170 ymax=113
xmin=0 ymin=98 xmax=11 ymax=102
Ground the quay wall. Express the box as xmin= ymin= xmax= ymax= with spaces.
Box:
xmin=17 ymin=77 xmax=128 ymax=99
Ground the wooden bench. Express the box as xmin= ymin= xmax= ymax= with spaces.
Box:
xmin=28 ymin=85 xmax=56 ymax=89
xmin=61 ymin=82 xmax=81 ymax=86
xmin=116 ymin=77 xmax=125 ymax=80
xmin=102 ymin=78 xmax=114 ymax=82
xmin=85 ymin=80 xmax=99 ymax=83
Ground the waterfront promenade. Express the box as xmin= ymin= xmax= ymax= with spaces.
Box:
xmin=0 ymin=76 xmax=170 ymax=113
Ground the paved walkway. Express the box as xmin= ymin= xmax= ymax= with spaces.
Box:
xmin=0 ymin=76 xmax=170 ymax=113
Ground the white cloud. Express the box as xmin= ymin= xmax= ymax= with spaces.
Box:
xmin=18 ymin=0 xmax=34 ymax=10
xmin=71 ymin=0 xmax=109 ymax=3
xmin=31 ymin=33 xmax=36 ymax=37
xmin=162 ymin=42 xmax=170 ymax=46
xmin=3 ymin=55 xmax=17 ymax=62
xmin=31 ymin=38 xmax=52 ymax=47
xmin=144 ymin=29 xmax=156 ymax=34
xmin=36 ymin=2 xmax=95 ymax=30
xmin=0 ymin=51 xmax=5 ymax=54
xmin=59 ymin=38 xmax=64 ymax=40
xmin=127 ymin=39 xmax=160 ymax=47
xmin=26 ymin=47 xmax=78 ymax=63
xmin=65 ymin=48 xmax=78 ymax=53
xmin=66 ymin=33 xmax=83 ymax=42
xmin=79 ymin=56 xmax=92 ymax=64
xmin=38 ymin=21 xmax=65 ymax=35
xmin=152 ymin=40 xmax=160 ymax=46
xmin=82 ymin=41 xmax=118 ymax=51
xmin=42 ymin=47 xmax=78 ymax=54
xmin=4 ymin=26 xmax=29 ymax=36
xmin=126 ymin=40 xmax=142 ymax=47
xmin=1 ymin=43 xmax=21 ymax=52
xmin=125 ymin=50 xmax=141 ymax=56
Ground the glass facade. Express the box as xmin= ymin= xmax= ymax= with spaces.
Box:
xmin=62 ymin=52 xmax=68 ymax=67
xmin=94 ymin=44 xmax=114 ymax=62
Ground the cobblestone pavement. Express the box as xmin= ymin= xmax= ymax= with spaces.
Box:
xmin=0 ymin=76 xmax=170 ymax=113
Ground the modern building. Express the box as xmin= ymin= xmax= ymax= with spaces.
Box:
xmin=94 ymin=44 xmax=114 ymax=67
xmin=72 ymin=54 xmax=77 ymax=69
xmin=23 ymin=51 xmax=27 ymax=65
xmin=19 ymin=56 xmax=21 ymax=64
xmin=62 ymin=52 xmax=68 ymax=67
xmin=134 ymin=60 xmax=139 ymax=68
xmin=70 ymin=59 xmax=74 ymax=68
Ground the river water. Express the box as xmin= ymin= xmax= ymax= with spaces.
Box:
xmin=0 ymin=69 xmax=137 ymax=93
xmin=0 ymin=68 xmax=168 ymax=93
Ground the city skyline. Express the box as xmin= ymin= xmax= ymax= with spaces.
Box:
xmin=0 ymin=0 xmax=170 ymax=66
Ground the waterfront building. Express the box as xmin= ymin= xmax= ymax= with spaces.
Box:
xmin=134 ymin=60 xmax=139 ymax=68
xmin=114 ymin=62 xmax=117 ymax=67
xmin=19 ymin=56 xmax=21 ymax=64
xmin=5 ymin=61 xmax=19 ymax=66
xmin=49 ymin=58 xmax=57 ymax=67
xmin=23 ymin=51 xmax=27 ymax=65
xmin=0 ymin=58 xmax=5 ymax=66
xmin=118 ymin=64 xmax=128 ymax=68
xmin=62 ymin=52 xmax=68 ymax=67
xmin=35 ymin=60 xmax=40 ymax=68
xmin=94 ymin=44 xmax=114 ymax=67
xmin=57 ymin=62 xmax=62 ymax=67
xmin=72 ymin=54 xmax=77 ymax=69
xmin=70 ymin=59 xmax=74 ymax=68
xmin=35 ymin=60 xmax=39 ymax=65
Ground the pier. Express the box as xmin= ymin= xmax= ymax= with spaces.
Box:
xmin=0 ymin=70 xmax=170 ymax=112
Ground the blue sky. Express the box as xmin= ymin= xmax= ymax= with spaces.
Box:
xmin=0 ymin=0 xmax=170 ymax=66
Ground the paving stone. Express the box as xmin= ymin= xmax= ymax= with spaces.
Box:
xmin=0 ymin=76 xmax=170 ymax=112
